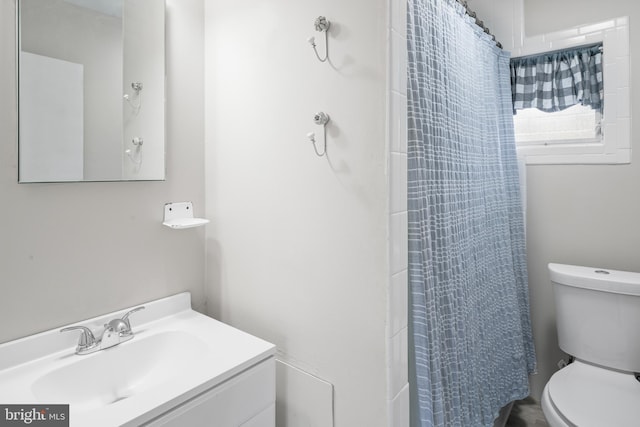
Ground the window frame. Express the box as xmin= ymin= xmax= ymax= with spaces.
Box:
xmin=510 ymin=18 xmax=630 ymax=165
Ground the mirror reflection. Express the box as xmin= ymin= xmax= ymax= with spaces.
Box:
xmin=18 ymin=0 xmax=165 ymax=183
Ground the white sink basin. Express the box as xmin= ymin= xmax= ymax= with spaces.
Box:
xmin=0 ymin=293 xmax=276 ymax=427
xmin=32 ymin=331 xmax=210 ymax=411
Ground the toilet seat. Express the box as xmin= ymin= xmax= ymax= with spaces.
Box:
xmin=543 ymin=360 xmax=640 ymax=427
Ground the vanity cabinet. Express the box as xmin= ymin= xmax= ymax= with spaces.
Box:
xmin=144 ymin=357 xmax=275 ymax=427
xmin=0 ymin=292 xmax=276 ymax=427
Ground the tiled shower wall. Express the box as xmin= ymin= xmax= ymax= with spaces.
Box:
xmin=387 ymin=0 xmax=409 ymax=426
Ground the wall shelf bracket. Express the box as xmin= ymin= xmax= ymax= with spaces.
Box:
xmin=162 ymin=201 xmax=209 ymax=229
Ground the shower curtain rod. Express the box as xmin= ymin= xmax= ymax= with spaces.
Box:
xmin=457 ymin=0 xmax=502 ymax=49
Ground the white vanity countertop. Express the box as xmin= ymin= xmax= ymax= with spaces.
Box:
xmin=0 ymin=292 xmax=276 ymax=427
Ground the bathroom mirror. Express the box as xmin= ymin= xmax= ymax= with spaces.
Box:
xmin=17 ymin=0 xmax=165 ymax=182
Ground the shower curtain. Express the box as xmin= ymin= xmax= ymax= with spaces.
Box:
xmin=407 ymin=0 xmax=537 ymax=426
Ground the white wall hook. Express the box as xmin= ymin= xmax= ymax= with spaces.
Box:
xmin=126 ymin=137 xmax=144 ymax=172
xmin=308 ymin=112 xmax=330 ymax=157
xmin=309 ymin=16 xmax=330 ymax=62
xmin=124 ymin=81 xmax=143 ymax=111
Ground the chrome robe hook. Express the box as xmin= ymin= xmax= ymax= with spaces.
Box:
xmin=307 ymin=112 xmax=330 ymax=157
xmin=308 ymin=16 xmax=330 ymax=62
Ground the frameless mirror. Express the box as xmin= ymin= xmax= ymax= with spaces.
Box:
xmin=18 ymin=0 xmax=165 ymax=183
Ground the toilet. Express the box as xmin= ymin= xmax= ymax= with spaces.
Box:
xmin=541 ymin=263 xmax=640 ymax=426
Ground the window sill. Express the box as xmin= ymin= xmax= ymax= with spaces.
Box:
xmin=518 ymin=144 xmax=631 ymax=165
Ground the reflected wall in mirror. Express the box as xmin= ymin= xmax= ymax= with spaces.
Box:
xmin=18 ymin=0 xmax=166 ymax=183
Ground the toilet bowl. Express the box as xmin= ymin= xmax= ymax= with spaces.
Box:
xmin=541 ymin=360 xmax=640 ymax=426
xmin=542 ymin=264 xmax=640 ymax=427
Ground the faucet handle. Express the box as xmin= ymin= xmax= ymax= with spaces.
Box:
xmin=120 ymin=306 xmax=145 ymax=334
xmin=60 ymin=326 xmax=98 ymax=353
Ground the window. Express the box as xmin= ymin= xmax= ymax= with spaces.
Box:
xmin=514 ymin=104 xmax=601 ymax=146
xmin=509 ymin=18 xmax=630 ymax=165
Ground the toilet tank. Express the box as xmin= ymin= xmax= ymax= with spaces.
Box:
xmin=549 ymin=263 xmax=640 ymax=373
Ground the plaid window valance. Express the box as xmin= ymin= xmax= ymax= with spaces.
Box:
xmin=510 ymin=44 xmax=603 ymax=113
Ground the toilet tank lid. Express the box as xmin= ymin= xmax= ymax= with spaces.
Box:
xmin=549 ymin=263 xmax=640 ymax=296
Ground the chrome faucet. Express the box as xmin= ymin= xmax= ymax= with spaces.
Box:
xmin=61 ymin=306 xmax=145 ymax=355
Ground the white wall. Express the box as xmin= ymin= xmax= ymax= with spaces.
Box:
xmin=0 ymin=0 xmax=206 ymax=344
xmin=470 ymin=0 xmax=640 ymax=400
xmin=204 ymin=1 xmax=390 ymax=426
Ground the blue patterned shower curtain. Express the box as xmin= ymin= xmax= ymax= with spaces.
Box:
xmin=407 ymin=1 xmax=537 ymax=426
